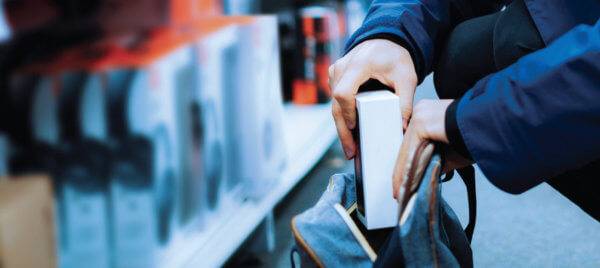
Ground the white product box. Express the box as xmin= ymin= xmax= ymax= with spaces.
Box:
xmin=104 ymin=30 xmax=204 ymax=266
xmin=231 ymin=16 xmax=287 ymax=198
xmin=194 ymin=24 xmax=241 ymax=221
xmin=105 ymin=69 xmax=159 ymax=268
xmin=125 ymin=43 xmax=194 ymax=247
xmin=57 ymin=73 xmax=111 ymax=268
xmin=354 ymin=90 xmax=402 ymax=230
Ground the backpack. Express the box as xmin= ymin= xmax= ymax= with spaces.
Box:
xmin=291 ymin=141 xmax=476 ymax=267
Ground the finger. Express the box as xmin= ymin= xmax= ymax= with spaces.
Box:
xmin=391 ymin=72 xmax=416 ymax=131
xmin=333 ymin=67 xmax=369 ymax=130
xmin=332 ymin=100 xmax=356 ymax=159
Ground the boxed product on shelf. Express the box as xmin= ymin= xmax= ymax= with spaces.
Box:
xmin=11 ymin=45 xmax=121 ymax=266
xmin=104 ymin=69 xmax=159 ymax=268
xmin=0 ymin=176 xmax=57 ymax=268
xmin=193 ymin=21 xmax=243 ymax=220
xmin=10 ymin=29 xmax=202 ymax=265
xmin=104 ymin=29 xmax=201 ymax=265
xmin=56 ymin=72 xmax=111 ymax=268
xmin=86 ymin=52 xmax=184 ymax=266
xmin=6 ymin=74 xmax=61 ymax=176
xmin=191 ymin=14 xmax=289 ymax=207
xmin=230 ymin=15 xmax=288 ymax=198
xmin=2 ymin=0 xmax=223 ymax=35
xmin=276 ymin=10 xmax=298 ymax=102
xmin=278 ymin=6 xmax=345 ymax=105
xmin=99 ymin=0 xmax=223 ymax=33
xmin=105 ymin=68 xmax=170 ymax=267
xmin=4 ymin=72 xmax=66 ymax=267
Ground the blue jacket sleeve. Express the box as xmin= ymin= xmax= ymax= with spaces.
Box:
xmin=344 ymin=0 xmax=504 ymax=83
xmin=456 ymin=19 xmax=600 ymax=194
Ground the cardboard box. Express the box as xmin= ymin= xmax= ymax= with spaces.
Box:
xmin=354 ymin=90 xmax=402 ymax=229
xmin=0 ymin=176 xmax=57 ymax=268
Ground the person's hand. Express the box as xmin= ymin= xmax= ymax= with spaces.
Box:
xmin=329 ymin=39 xmax=418 ymax=159
xmin=392 ymin=99 xmax=474 ymax=199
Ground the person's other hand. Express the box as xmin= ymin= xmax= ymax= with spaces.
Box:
xmin=392 ymin=99 xmax=474 ymax=199
xmin=329 ymin=39 xmax=418 ymax=159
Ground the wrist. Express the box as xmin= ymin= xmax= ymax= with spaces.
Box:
xmin=428 ymin=100 xmax=452 ymax=143
xmin=444 ymin=97 xmax=473 ymax=160
xmin=412 ymin=99 xmax=452 ymax=143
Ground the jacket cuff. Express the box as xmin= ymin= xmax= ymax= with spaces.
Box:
xmin=445 ymin=97 xmax=473 ymax=160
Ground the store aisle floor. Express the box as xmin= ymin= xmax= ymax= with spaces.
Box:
xmin=226 ymin=76 xmax=600 ymax=267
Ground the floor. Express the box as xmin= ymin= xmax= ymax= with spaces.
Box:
xmin=227 ymin=76 xmax=600 ymax=267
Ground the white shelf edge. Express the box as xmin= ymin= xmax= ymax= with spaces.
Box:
xmin=163 ymin=103 xmax=336 ymax=267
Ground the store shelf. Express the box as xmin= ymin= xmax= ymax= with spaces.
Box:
xmin=163 ymin=102 xmax=336 ymax=267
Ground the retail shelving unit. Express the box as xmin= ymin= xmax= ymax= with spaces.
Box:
xmin=162 ymin=102 xmax=336 ymax=267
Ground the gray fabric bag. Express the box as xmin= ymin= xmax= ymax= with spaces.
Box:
xmin=291 ymin=141 xmax=476 ymax=267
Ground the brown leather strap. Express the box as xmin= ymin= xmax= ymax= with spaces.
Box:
xmin=398 ymin=140 xmax=435 ymax=218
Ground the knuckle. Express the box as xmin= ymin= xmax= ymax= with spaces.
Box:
xmin=334 ymin=58 xmax=346 ymax=70
xmin=353 ymin=50 xmax=370 ymax=64
xmin=411 ymin=111 xmax=425 ymax=125
xmin=333 ymin=91 xmax=348 ymax=102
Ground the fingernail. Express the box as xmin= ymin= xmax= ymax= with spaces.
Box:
xmin=346 ymin=119 xmax=354 ymax=129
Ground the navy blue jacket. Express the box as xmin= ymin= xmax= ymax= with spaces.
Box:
xmin=346 ymin=0 xmax=600 ymax=194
